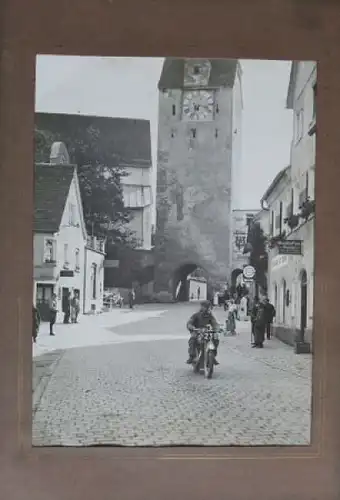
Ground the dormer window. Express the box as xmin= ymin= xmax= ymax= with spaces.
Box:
xmin=193 ymin=65 xmax=200 ymax=75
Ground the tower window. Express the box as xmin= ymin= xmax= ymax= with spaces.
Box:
xmin=216 ymin=104 xmax=219 ymax=114
xmin=191 ymin=128 xmax=196 ymax=139
xmin=215 ymin=129 xmax=218 ymax=138
xmin=171 ymin=129 xmax=176 ymax=138
xmin=172 ymin=104 xmax=176 ymax=116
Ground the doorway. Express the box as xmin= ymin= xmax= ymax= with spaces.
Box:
xmin=36 ymin=284 xmax=54 ymax=321
xmin=62 ymin=287 xmax=70 ymax=313
xmin=300 ymin=270 xmax=308 ymax=338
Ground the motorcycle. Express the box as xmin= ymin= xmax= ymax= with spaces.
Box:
xmin=191 ymin=326 xmax=219 ymax=379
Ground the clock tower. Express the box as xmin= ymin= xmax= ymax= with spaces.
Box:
xmin=154 ymin=58 xmax=243 ymax=301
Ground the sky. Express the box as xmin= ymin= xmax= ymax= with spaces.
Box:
xmin=35 ymin=56 xmax=293 ymax=210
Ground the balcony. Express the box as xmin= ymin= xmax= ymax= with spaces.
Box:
xmin=87 ymin=236 xmax=106 ymax=254
xmin=34 ymin=259 xmax=58 ymax=281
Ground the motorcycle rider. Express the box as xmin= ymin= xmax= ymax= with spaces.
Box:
xmin=186 ymin=300 xmax=220 ymax=365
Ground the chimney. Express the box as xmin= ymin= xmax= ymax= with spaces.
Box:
xmin=50 ymin=141 xmax=70 ymax=164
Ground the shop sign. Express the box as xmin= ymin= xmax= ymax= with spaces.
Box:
xmin=277 ymin=240 xmax=302 ymax=255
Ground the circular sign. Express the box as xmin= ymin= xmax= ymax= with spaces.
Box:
xmin=243 ymin=265 xmax=256 ymax=279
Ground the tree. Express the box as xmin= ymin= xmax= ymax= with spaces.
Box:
xmin=245 ymin=221 xmax=268 ymax=293
xmin=34 ymin=125 xmax=137 ymax=247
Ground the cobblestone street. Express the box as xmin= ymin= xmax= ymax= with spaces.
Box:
xmin=32 ymin=304 xmax=312 ymax=447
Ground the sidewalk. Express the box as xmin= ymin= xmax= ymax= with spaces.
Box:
xmin=33 ymin=306 xmax=168 ymax=358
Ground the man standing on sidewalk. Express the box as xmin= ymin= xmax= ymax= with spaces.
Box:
xmin=128 ymin=288 xmax=135 ymax=309
xmin=49 ymin=293 xmax=58 ymax=336
xmin=263 ymin=297 xmax=276 ymax=340
xmin=32 ymin=305 xmax=40 ymax=343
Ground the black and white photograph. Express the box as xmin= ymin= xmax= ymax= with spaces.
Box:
xmin=32 ymin=56 xmax=316 ymax=447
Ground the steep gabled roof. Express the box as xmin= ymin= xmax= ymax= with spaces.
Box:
xmin=158 ymin=58 xmax=238 ymax=89
xmin=286 ymin=61 xmax=298 ymax=109
xmin=34 ymin=163 xmax=75 ymax=233
xmin=261 ymin=165 xmax=291 ymax=203
xmin=35 ymin=113 xmax=152 ymax=167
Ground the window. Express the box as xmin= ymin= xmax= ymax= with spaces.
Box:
xmin=171 ymin=129 xmax=175 ymax=138
xmin=43 ymin=238 xmax=56 ymax=263
xmin=270 ymin=211 xmax=274 ymax=236
xmin=274 ymin=284 xmax=278 ymax=314
xmin=312 ymin=83 xmax=317 ymax=118
xmin=75 ymin=248 xmax=80 ymax=271
xmin=305 ymin=171 xmax=309 ymax=198
xmin=216 ymin=104 xmax=219 ymax=114
xmin=63 ymin=243 xmax=69 ymax=267
xmin=191 ymin=128 xmax=196 ymax=139
xmin=295 ymin=109 xmax=304 ymax=142
xmin=282 ymin=279 xmax=287 ymax=324
xmin=193 ymin=65 xmax=200 ymax=75
xmin=91 ymin=264 xmax=97 ymax=299
xmin=291 ymin=188 xmax=294 ymax=213
xmin=275 ymin=202 xmax=283 ymax=235
xmin=69 ymin=203 xmax=76 ymax=225
xmin=172 ymin=104 xmax=176 ymax=116
xmin=215 ymin=129 xmax=218 ymax=138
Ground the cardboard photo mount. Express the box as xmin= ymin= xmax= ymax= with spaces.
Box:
xmin=0 ymin=0 xmax=339 ymax=498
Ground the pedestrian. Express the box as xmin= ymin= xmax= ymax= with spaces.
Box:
xmin=213 ymin=292 xmax=219 ymax=307
xmin=71 ymin=292 xmax=80 ymax=323
xmin=263 ymin=297 xmax=276 ymax=340
xmin=63 ymin=292 xmax=71 ymax=324
xmin=250 ymin=296 xmax=259 ymax=344
xmin=239 ymin=295 xmax=248 ymax=321
xmin=226 ymin=299 xmax=237 ymax=335
xmin=32 ymin=304 xmax=40 ymax=343
xmin=49 ymin=293 xmax=58 ymax=336
xmin=128 ymin=288 xmax=135 ymax=309
xmin=253 ymin=299 xmax=266 ymax=348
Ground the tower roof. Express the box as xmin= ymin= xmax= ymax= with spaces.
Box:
xmin=158 ymin=58 xmax=239 ymax=89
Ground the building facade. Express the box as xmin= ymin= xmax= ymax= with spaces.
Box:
xmin=231 ymin=209 xmax=258 ymax=284
xmin=121 ymin=161 xmax=153 ymax=250
xmin=35 ymin=113 xmax=154 ymax=251
xmin=154 ymin=58 xmax=243 ymax=301
xmin=264 ymin=61 xmax=316 ymax=351
xmin=34 ymin=142 xmax=106 ymax=322
xmin=84 ymin=236 xmax=106 ymax=314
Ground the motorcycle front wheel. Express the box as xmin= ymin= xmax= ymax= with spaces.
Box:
xmin=193 ymin=349 xmax=202 ymax=373
xmin=207 ymin=351 xmax=215 ymax=379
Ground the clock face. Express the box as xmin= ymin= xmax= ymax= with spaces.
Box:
xmin=182 ymin=90 xmax=215 ymax=121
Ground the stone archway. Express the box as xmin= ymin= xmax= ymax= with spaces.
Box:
xmin=172 ymin=263 xmax=208 ymax=302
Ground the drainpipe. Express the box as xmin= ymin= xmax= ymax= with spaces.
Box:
xmin=83 ymin=246 xmax=87 ymax=314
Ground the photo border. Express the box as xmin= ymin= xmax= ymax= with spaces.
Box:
xmin=0 ymin=0 xmax=338 ymax=498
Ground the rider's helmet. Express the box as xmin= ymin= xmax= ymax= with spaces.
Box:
xmin=200 ymin=300 xmax=212 ymax=313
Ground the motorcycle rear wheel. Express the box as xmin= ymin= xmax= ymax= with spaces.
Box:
xmin=207 ymin=351 xmax=214 ymax=379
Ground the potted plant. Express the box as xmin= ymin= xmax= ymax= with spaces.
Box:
xmin=299 ymin=197 xmax=315 ymax=220
xmin=284 ymin=213 xmax=300 ymax=230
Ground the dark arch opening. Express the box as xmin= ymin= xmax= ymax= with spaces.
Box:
xmin=231 ymin=268 xmax=243 ymax=288
xmin=172 ymin=263 xmax=207 ymax=302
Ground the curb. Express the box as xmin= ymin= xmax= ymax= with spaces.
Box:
xmin=32 ymin=350 xmax=65 ymax=415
